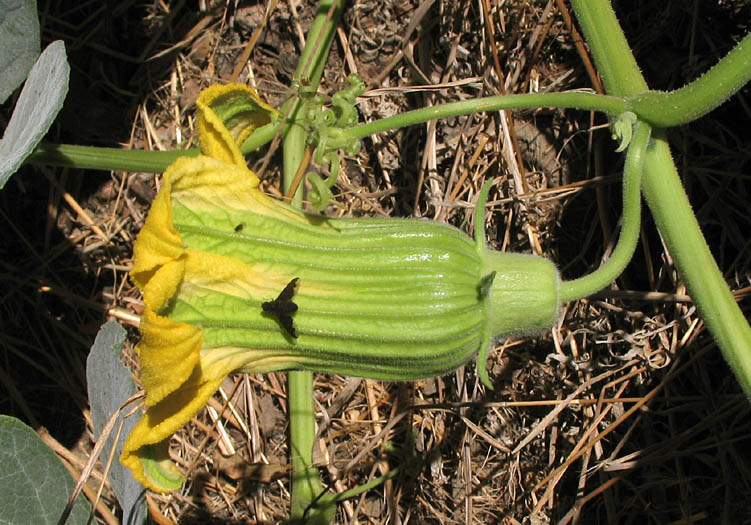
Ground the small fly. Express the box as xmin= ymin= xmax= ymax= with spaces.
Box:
xmin=262 ymin=278 xmax=300 ymax=338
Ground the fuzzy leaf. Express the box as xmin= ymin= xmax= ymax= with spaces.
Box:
xmin=0 ymin=40 xmax=69 ymax=189
xmin=0 ymin=0 xmax=40 ymax=104
xmin=86 ymin=321 xmax=148 ymax=525
xmin=0 ymin=415 xmax=90 ymax=524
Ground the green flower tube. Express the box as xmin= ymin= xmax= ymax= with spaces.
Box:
xmin=121 ymin=84 xmax=560 ymax=492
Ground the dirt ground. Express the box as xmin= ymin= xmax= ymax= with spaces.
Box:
xmin=2 ymin=0 xmax=751 ymax=523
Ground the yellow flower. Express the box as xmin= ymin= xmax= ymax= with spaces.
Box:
xmin=121 ymin=84 xmax=287 ymax=491
xmin=121 ymin=84 xmax=560 ymax=492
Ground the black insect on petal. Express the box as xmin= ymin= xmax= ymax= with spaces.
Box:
xmin=262 ymin=278 xmax=300 ymax=338
xmin=234 ymin=223 xmax=244 ymax=232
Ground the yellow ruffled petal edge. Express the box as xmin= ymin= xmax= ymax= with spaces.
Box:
xmin=120 ymin=370 xmax=225 ymax=492
xmin=196 ymin=83 xmax=277 ymax=169
xmin=130 ymin=165 xmax=184 ymax=290
xmin=123 ymin=164 xmax=206 ymax=491
xmin=130 ymin=160 xmax=205 ymax=409
xmin=123 ymin=84 xmax=282 ymax=492
xmin=122 ymin=335 xmax=271 ymax=492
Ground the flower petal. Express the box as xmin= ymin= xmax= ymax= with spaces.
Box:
xmin=196 ymin=83 xmax=277 ymax=169
xmin=164 ymin=149 xmax=313 ymax=236
xmin=138 ymin=305 xmax=203 ymax=408
xmin=120 ymin=368 xmax=225 ymax=492
xmin=121 ymin=441 xmax=183 ymax=493
xmin=124 ymin=84 xmax=283 ymax=492
xmin=130 ymin=167 xmax=184 ymax=290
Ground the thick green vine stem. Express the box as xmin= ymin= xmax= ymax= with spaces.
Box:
xmin=284 ymin=1 xmax=344 ymax=522
xmin=572 ymin=0 xmax=751 ymax=396
xmin=641 ymin=132 xmax=751 ymax=395
xmin=570 ymin=0 xmax=648 ymax=97
xmin=288 ymin=370 xmax=335 ymax=525
xmin=560 ymin=119 xmax=650 ymax=302
xmin=627 ymin=32 xmax=751 ymax=128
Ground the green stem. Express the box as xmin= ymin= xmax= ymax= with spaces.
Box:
xmin=627 ymin=33 xmax=751 ymax=127
xmin=282 ymin=106 xmax=307 ymax=207
xmin=288 ymin=370 xmax=334 ymax=524
xmin=25 ymin=119 xmax=280 ymax=173
xmin=25 ymin=143 xmax=199 ymax=172
xmin=560 ymin=120 xmax=650 ymax=301
xmin=572 ymin=0 xmax=751 ymax=395
xmin=25 ymin=92 xmax=625 ymax=174
xmin=641 ymin=131 xmax=751 ymax=394
xmin=284 ymin=1 xmax=343 ymax=523
xmin=334 ymin=92 xmax=627 ymax=146
xmin=240 ymin=120 xmax=281 ymax=154
xmin=282 ymin=0 xmax=344 ymax=206
xmin=569 ymin=0 xmax=647 ymax=96
xmin=293 ymin=0 xmax=342 ymax=87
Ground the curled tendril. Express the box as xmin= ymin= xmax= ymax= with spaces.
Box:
xmin=331 ymin=74 xmax=365 ymax=127
xmin=307 ymin=151 xmax=340 ymax=211
xmin=306 ymin=172 xmax=334 ymax=211
xmin=300 ymin=74 xmax=366 ymax=210
xmin=612 ymin=111 xmax=638 ymax=152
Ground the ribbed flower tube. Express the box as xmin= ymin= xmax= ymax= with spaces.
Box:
xmin=121 ymin=83 xmax=561 ymax=492
xmin=176 ymin=209 xmax=486 ymax=378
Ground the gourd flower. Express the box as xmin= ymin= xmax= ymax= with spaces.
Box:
xmin=121 ymin=84 xmax=561 ymax=492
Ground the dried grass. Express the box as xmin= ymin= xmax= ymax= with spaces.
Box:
xmin=2 ymin=0 xmax=750 ymax=523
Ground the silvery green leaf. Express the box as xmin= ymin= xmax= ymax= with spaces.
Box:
xmin=0 ymin=0 xmax=40 ymax=104
xmin=86 ymin=321 xmax=147 ymax=525
xmin=0 ymin=415 xmax=90 ymax=524
xmin=0 ymin=40 xmax=69 ymax=189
